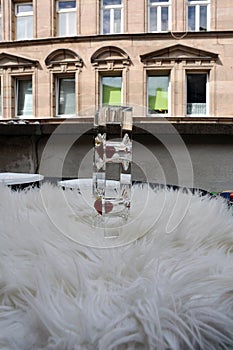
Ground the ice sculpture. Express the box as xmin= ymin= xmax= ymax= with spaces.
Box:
xmin=93 ymin=106 xmax=133 ymax=237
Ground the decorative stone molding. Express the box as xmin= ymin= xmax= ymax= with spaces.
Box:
xmin=45 ymin=49 xmax=83 ymax=72
xmin=140 ymin=44 xmax=218 ymax=68
xmin=0 ymin=52 xmax=38 ymax=72
xmin=91 ymin=46 xmax=131 ymax=70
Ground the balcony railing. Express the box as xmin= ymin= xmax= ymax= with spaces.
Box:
xmin=187 ymin=103 xmax=206 ymax=115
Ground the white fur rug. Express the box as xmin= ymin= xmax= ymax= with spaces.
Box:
xmin=0 ymin=183 xmax=233 ymax=350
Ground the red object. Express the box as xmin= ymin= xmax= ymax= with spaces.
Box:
xmin=96 ymin=144 xmax=104 ymax=159
xmin=230 ymin=192 xmax=233 ymax=202
xmin=106 ymin=146 xmax=115 ymax=158
xmin=96 ymin=144 xmax=115 ymax=159
xmin=94 ymin=199 xmax=113 ymax=215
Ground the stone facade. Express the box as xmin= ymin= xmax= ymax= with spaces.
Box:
xmin=0 ymin=0 xmax=232 ymax=119
xmin=0 ymin=0 xmax=233 ymax=193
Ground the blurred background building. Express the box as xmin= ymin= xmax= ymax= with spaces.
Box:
xmin=0 ymin=0 xmax=232 ymax=191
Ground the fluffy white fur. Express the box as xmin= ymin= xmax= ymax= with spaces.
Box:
xmin=0 ymin=183 xmax=233 ymax=350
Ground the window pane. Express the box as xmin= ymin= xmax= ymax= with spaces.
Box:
xmin=17 ymin=16 xmax=33 ymax=39
xmin=161 ymin=7 xmax=168 ymax=31
xmin=58 ymin=1 xmax=76 ymax=10
xmin=103 ymin=9 xmax=110 ymax=34
xmin=58 ymin=78 xmax=75 ymax=115
xmin=187 ymin=74 xmax=206 ymax=115
xmin=114 ymin=9 xmax=121 ymax=33
xmin=58 ymin=12 xmax=76 ymax=36
xmin=200 ymin=6 xmax=207 ymax=31
xmin=148 ymin=76 xmax=169 ymax=114
xmin=17 ymin=80 xmax=32 ymax=116
xmin=188 ymin=6 xmax=195 ymax=31
xmin=102 ymin=77 xmax=122 ymax=105
xmin=16 ymin=4 xmax=33 ymax=13
xmin=103 ymin=0 xmax=122 ymax=5
xmin=150 ymin=7 xmax=157 ymax=31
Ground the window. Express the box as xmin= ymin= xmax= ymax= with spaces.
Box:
xmin=15 ymin=78 xmax=33 ymax=117
xmin=147 ymin=74 xmax=169 ymax=114
xmin=57 ymin=0 xmax=76 ymax=36
xmin=45 ymin=49 xmax=82 ymax=117
xmin=57 ymin=77 xmax=75 ymax=116
xmin=148 ymin=0 xmax=171 ymax=32
xmin=186 ymin=73 xmax=207 ymax=115
xmin=187 ymin=0 xmax=210 ymax=31
xmin=15 ymin=3 xmax=33 ymax=40
xmin=101 ymin=0 xmax=123 ymax=34
xmin=101 ymin=76 xmax=122 ymax=106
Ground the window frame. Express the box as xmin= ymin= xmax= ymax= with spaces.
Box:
xmin=147 ymin=72 xmax=170 ymax=116
xmin=15 ymin=77 xmax=33 ymax=118
xmin=101 ymin=0 xmax=123 ymax=35
xmin=56 ymin=0 xmax=76 ymax=37
xmin=56 ymin=75 xmax=76 ymax=117
xmin=148 ymin=0 xmax=171 ymax=33
xmin=186 ymin=71 xmax=209 ymax=116
xmin=15 ymin=2 xmax=33 ymax=40
xmin=187 ymin=0 xmax=210 ymax=32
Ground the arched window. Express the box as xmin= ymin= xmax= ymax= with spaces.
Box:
xmin=45 ymin=49 xmax=83 ymax=117
xmin=91 ymin=46 xmax=131 ymax=108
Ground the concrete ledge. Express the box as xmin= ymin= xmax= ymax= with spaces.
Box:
xmin=0 ymin=118 xmax=233 ymax=135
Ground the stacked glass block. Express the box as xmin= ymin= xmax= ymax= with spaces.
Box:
xmin=93 ymin=106 xmax=133 ymax=237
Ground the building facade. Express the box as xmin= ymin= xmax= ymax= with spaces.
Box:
xmin=0 ymin=0 xmax=233 ymax=193
xmin=0 ymin=0 xmax=232 ymax=119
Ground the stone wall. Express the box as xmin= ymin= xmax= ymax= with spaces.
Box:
xmin=0 ymin=122 xmax=232 ymax=193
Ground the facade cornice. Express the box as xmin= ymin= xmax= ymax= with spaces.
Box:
xmin=0 ymin=117 xmax=233 ymax=136
xmin=0 ymin=31 xmax=233 ymax=48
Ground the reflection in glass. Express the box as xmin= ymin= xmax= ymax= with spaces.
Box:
xmin=58 ymin=1 xmax=76 ymax=9
xmin=161 ymin=7 xmax=168 ymax=31
xmin=187 ymin=1 xmax=208 ymax=32
xmin=17 ymin=80 xmax=33 ymax=116
xmin=188 ymin=6 xmax=195 ymax=31
xmin=103 ymin=10 xmax=110 ymax=34
xmin=114 ymin=9 xmax=121 ymax=33
xmin=102 ymin=77 xmax=122 ymax=106
xmin=58 ymin=11 xmax=76 ymax=36
xmin=58 ymin=78 xmax=75 ymax=115
xmin=149 ymin=1 xmax=170 ymax=32
xmin=148 ymin=76 xmax=169 ymax=114
xmin=200 ymin=6 xmax=207 ymax=31
xmin=102 ymin=0 xmax=122 ymax=34
xmin=16 ymin=3 xmax=33 ymax=40
xmin=150 ymin=7 xmax=157 ymax=31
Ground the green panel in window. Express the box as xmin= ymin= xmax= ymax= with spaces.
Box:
xmin=154 ymin=90 xmax=168 ymax=110
xmin=148 ymin=95 xmax=156 ymax=110
xmin=149 ymin=89 xmax=168 ymax=111
xmin=103 ymin=84 xmax=121 ymax=105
